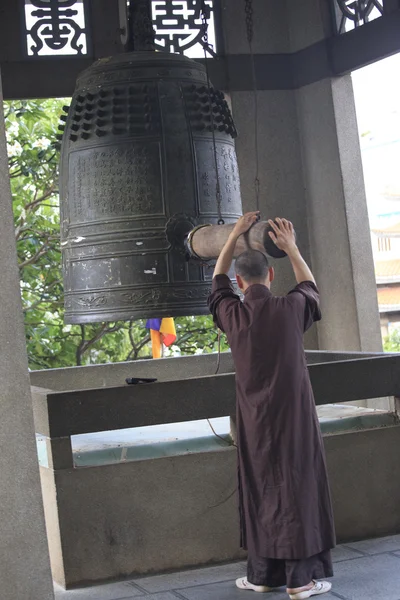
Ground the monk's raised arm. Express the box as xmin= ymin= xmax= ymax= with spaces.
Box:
xmin=268 ymin=218 xmax=315 ymax=285
xmin=213 ymin=212 xmax=260 ymax=277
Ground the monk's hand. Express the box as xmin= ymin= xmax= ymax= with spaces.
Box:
xmin=231 ymin=212 xmax=260 ymax=238
xmin=268 ymin=218 xmax=297 ymax=253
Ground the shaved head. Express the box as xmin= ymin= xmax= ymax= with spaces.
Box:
xmin=235 ymin=250 xmax=270 ymax=283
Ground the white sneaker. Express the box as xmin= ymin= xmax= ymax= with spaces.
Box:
xmin=288 ymin=580 xmax=332 ymax=599
xmin=236 ymin=577 xmax=274 ymax=592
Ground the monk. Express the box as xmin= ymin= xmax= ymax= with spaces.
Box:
xmin=208 ymin=213 xmax=335 ymax=599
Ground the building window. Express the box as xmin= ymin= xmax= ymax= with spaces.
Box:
xmin=152 ymin=0 xmax=216 ymax=57
xmin=378 ymin=237 xmax=391 ymax=252
xmin=331 ymin=0 xmax=384 ymax=35
xmin=23 ymin=0 xmax=89 ymax=57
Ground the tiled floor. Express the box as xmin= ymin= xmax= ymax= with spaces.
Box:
xmin=54 ymin=534 xmax=400 ymax=600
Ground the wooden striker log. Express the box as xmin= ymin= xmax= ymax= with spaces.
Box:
xmin=187 ymin=221 xmax=287 ymax=260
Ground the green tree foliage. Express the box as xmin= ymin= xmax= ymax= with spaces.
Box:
xmin=383 ymin=329 xmax=400 ymax=353
xmin=5 ymin=98 xmax=227 ymax=369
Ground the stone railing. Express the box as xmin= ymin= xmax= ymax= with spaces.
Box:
xmin=31 ymin=351 xmax=400 ymax=588
xmin=31 ymin=352 xmax=400 ymax=470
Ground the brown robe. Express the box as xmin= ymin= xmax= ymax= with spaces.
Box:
xmin=208 ymin=275 xmax=336 ymax=560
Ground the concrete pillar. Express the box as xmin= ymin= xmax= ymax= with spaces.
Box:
xmin=296 ymin=75 xmax=382 ymax=351
xmin=221 ymin=0 xmax=382 ymax=353
xmin=287 ymin=0 xmax=381 ymax=352
xmin=381 ymin=318 xmax=389 ymax=339
xmin=0 ymin=72 xmax=54 ymax=599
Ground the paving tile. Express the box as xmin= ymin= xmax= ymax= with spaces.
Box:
xmin=345 ymin=534 xmax=400 ymax=555
xmin=174 ymin=580 xmax=285 ymax=600
xmin=176 ymin=581 xmax=339 ymax=600
xmin=53 ymin=542 xmax=400 ymax=600
xmin=330 ymin=553 xmax=400 ymax=600
xmin=331 ymin=545 xmax=364 ymax=563
xmin=54 ymin=580 xmax=144 ymax=600
xmin=138 ymin=595 xmax=180 ymax=600
xmin=132 ymin=562 xmax=246 ymax=594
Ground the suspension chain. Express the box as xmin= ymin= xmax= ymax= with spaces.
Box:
xmin=200 ymin=1 xmax=224 ymax=225
xmin=244 ymin=0 xmax=254 ymax=45
xmin=244 ymin=0 xmax=260 ymax=211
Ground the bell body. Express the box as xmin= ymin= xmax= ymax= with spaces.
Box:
xmin=59 ymin=52 xmax=242 ymax=323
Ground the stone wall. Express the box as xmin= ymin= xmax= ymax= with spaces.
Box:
xmin=43 ymin=423 xmax=400 ymax=588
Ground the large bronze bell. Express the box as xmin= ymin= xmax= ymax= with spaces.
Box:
xmin=59 ymin=51 xmax=242 ymax=323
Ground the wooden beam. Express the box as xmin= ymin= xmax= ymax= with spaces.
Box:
xmin=329 ymin=10 xmax=400 ymax=75
xmin=0 ymin=0 xmax=122 ymax=100
xmin=1 ymin=5 xmax=400 ymax=99
xmin=1 ymin=58 xmax=93 ymax=100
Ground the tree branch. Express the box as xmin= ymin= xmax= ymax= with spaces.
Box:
xmin=19 ymin=244 xmax=49 ymax=269
xmin=25 ymin=188 xmax=56 ymax=211
xmin=75 ymin=323 xmax=124 ymax=366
